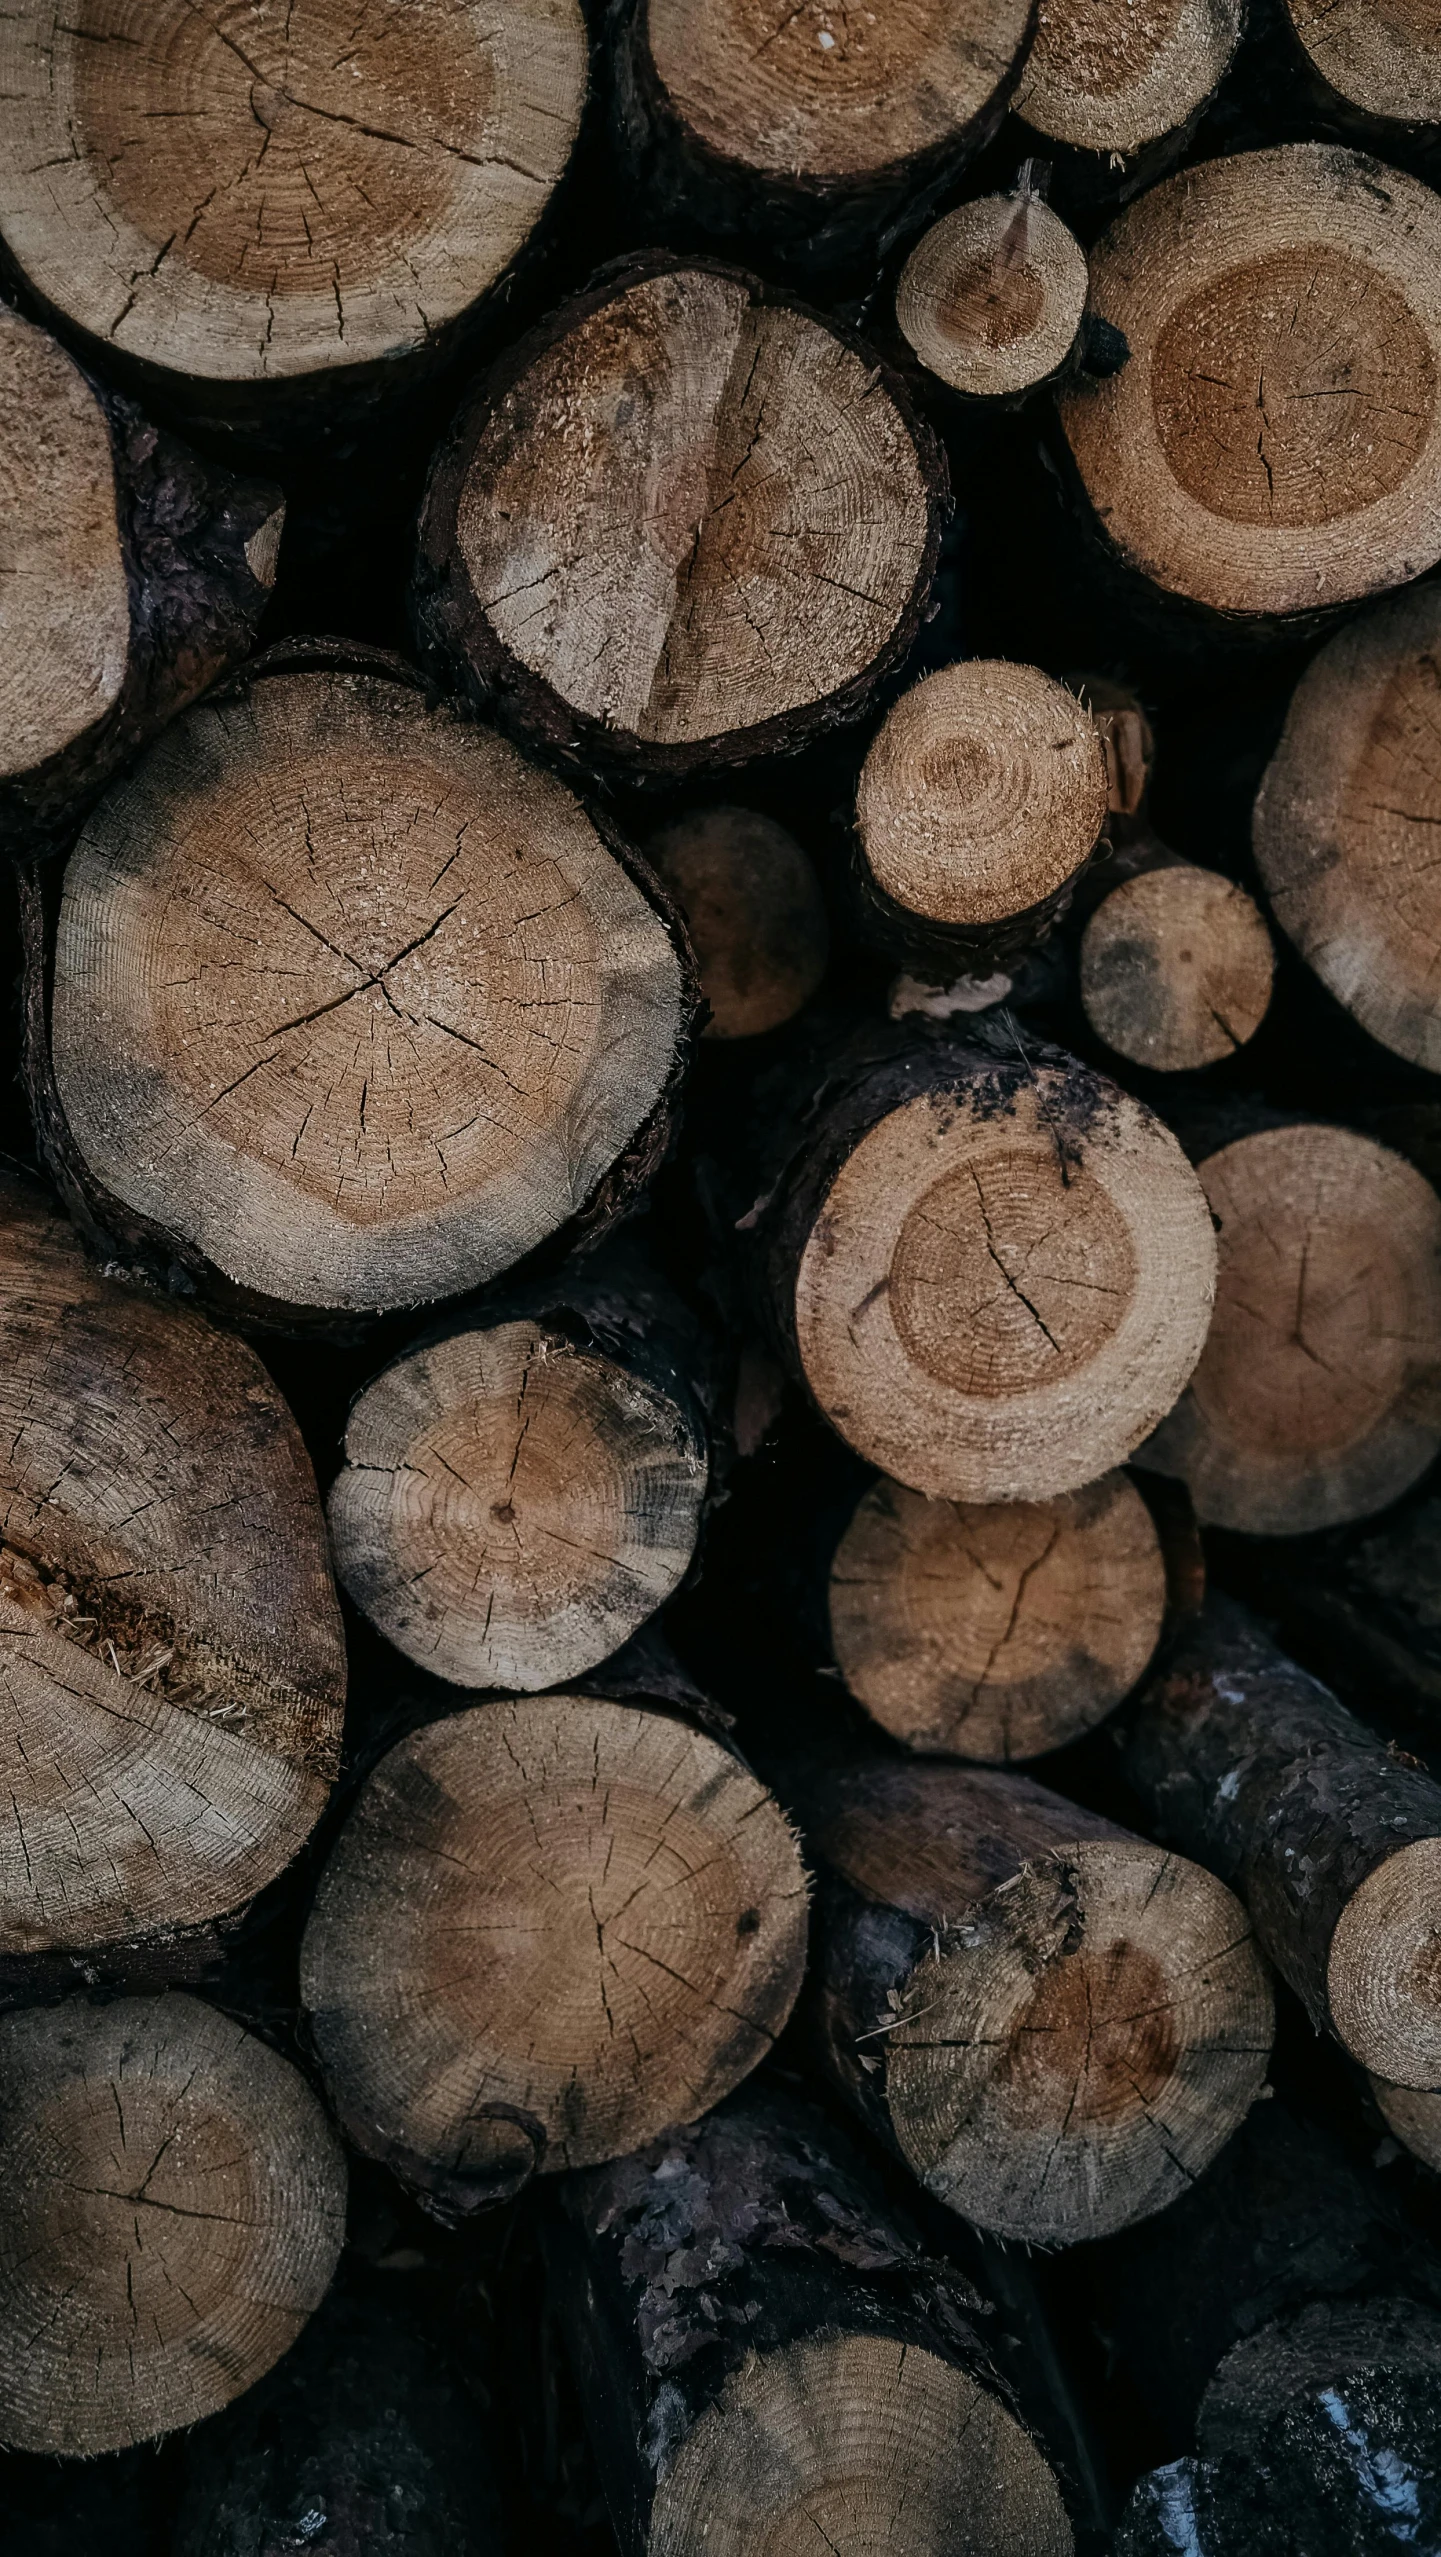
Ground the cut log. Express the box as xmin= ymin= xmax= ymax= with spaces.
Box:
xmin=1079 ymin=858 xmax=1275 ymax=1071
xmin=34 ymin=655 xmax=696 ymax=1327
xmin=0 ymin=305 xmax=281 ymax=847
xmin=1120 ymin=1594 xmax=1441 ymax=2094
xmin=299 ymin=1686 xmax=809 ymax=2214
xmin=327 ymin=1252 xmax=712 ymax=1691
xmin=173 ymin=2279 xmax=503 ymax=2557
xmin=783 ymin=1751 xmax=1272 ymax=2245
xmin=1057 ymin=145 xmax=1441 ymax=634
xmin=0 ymin=0 xmax=587 ymax=445
xmin=415 ymin=259 xmax=948 ymax=780
xmin=741 ymin=1022 xmax=1216 ymax=1502
xmin=549 ymin=2084 xmax=1076 ymax=2557
xmin=607 ymin=0 xmax=1035 ymax=278
xmin=1282 ymin=0 xmax=1441 ymax=132
xmin=852 ymin=661 xmax=1110 ymax=971
xmin=894 ymin=185 xmax=1089 ymax=402
xmin=1253 ymin=581 xmax=1441 ymax=1072
xmin=827 ymin=1466 xmax=1170 ymax=1762
xmin=645 ymin=805 xmax=830 ymax=1039
xmin=1138 ymin=1120 xmax=1441 ymax=1534
xmin=0 ymin=1171 xmax=344 ymax=1957
xmin=1014 ymin=0 xmax=1244 ymax=201
xmin=0 ymin=1992 xmax=345 ymax=2455
xmin=1372 ymin=2074 xmax=1441 ymax=2170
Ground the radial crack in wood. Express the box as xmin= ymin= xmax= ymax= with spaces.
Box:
xmin=1080 ymin=860 xmax=1275 ymax=1071
xmin=0 ymin=1992 xmax=345 ymax=2455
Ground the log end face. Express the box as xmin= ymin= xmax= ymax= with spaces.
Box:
xmin=1015 ymin=0 xmax=1243 ymax=154
xmin=1079 ymin=862 xmax=1274 ymax=1072
xmin=646 ymin=806 xmax=830 ymax=1039
xmin=1329 ymin=1832 xmax=1441 ymax=2085
xmin=895 ymin=193 xmax=1087 ymax=400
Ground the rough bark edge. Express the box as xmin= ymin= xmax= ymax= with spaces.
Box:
xmin=603 ymin=0 xmax=1039 ymax=281
xmin=19 ymin=641 xmax=702 ymax=1340
xmin=0 ymin=336 xmax=281 ymax=857
xmin=846 ymin=816 xmax=1106 ymax=976
xmin=412 ymin=250 xmax=951 ymax=786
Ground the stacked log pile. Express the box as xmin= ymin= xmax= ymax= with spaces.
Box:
xmin=10 ymin=3 xmax=1441 ymax=2551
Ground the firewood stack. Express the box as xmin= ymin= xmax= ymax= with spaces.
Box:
xmin=9 ymin=2 xmax=1441 ymax=2551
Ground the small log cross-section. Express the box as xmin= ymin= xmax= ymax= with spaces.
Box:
xmin=827 ymin=1467 xmax=1169 ymax=1762
xmin=787 ymin=1754 xmax=1272 ymax=2245
xmin=853 ymin=661 xmax=1110 ymax=971
xmin=646 ymin=806 xmax=830 ymax=1039
xmin=0 ymin=1174 xmax=344 ymax=1957
xmin=1121 ymin=1596 xmax=1441 ymax=2095
xmin=0 ymin=0 xmax=587 ymax=432
xmin=1015 ymin=0 xmax=1244 ymax=176
xmin=746 ymin=1027 xmax=1216 ymax=1503
xmin=0 ymin=1993 xmax=345 ymax=2456
xmin=1079 ymin=859 xmax=1275 ymax=1072
xmin=328 ymin=1257 xmax=711 ymax=1691
xmin=416 ymin=261 xmax=947 ymax=779
xmin=0 ymin=305 xmax=281 ymax=844
xmin=551 ymin=2087 xmax=1075 ymax=2557
xmin=1284 ymin=0 xmax=1441 ymax=128
xmin=40 ymin=660 xmax=695 ymax=1325
xmin=1254 ymin=581 xmax=1441 ymax=1071
xmin=1138 ymin=1121 xmax=1441 ymax=1534
xmin=300 ymin=1692 xmax=809 ymax=2214
xmin=895 ymin=188 xmax=1089 ymax=402
xmin=1058 ymin=145 xmax=1441 ymax=628
xmin=608 ymin=0 xmax=1034 ymax=275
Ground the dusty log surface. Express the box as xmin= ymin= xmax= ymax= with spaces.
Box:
xmin=605 ymin=0 xmax=1035 ymax=279
xmin=1013 ymin=0 xmax=1244 ymax=208
xmin=645 ymin=806 xmax=830 ymax=1040
xmin=0 ymin=304 xmax=280 ymax=848
xmin=826 ymin=1466 xmax=1169 ymax=1762
xmin=300 ymin=1684 xmax=808 ymax=2215
xmin=415 ymin=257 xmax=948 ymax=782
xmin=328 ymin=1247 xmax=716 ymax=1693
xmin=776 ymin=1749 xmax=1271 ymax=2245
xmin=851 ymin=661 xmax=1110 ymax=973
xmin=173 ymin=2278 xmax=504 ymax=2557
xmin=0 ymin=0 xmax=588 ymax=448
xmin=549 ymin=2083 xmax=1076 ymax=2557
xmin=26 ymin=647 xmax=698 ymax=1330
xmin=1078 ymin=854 xmax=1274 ymax=1072
xmin=1057 ymin=145 xmax=1441 ymax=641
xmin=734 ymin=1017 xmax=1215 ymax=1503
xmin=0 ymin=1171 xmax=344 ymax=1960
xmin=1254 ymin=580 xmax=1441 ymax=1072
xmin=1138 ymin=1118 xmax=1441 ymax=1534
xmin=1277 ymin=0 xmax=1441 ymax=143
xmin=0 ymin=1992 xmax=345 ymax=2456
xmin=1121 ymin=1594 xmax=1441 ymax=2091
xmin=894 ymin=185 xmax=1088 ymax=404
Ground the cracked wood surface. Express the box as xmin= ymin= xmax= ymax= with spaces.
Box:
xmin=1079 ymin=856 xmax=1274 ymax=1072
xmin=299 ymin=1693 xmax=809 ymax=2208
xmin=0 ymin=1991 xmax=345 ymax=2453
xmin=786 ymin=1752 xmax=1271 ymax=2246
xmin=0 ymin=1172 xmax=344 ymax=1954
xmin=0 ymin=0 xmax=586 ymax=390
xmin=827 ymin=1467 xmax=1168 ymax=1762
xmin=1137 ymin=1121 xmax=1441 ymax=1533
xmin=47 ymin=664 xmax=693 ymax=1319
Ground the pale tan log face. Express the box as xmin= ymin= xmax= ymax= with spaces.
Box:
xmin=1254 ymin=584 xmax=1441 ymax=1071
xmin=0 ymin=306 xmax=128 ymax=779
xmin=1370 ymin=2072 xmax=1441 ymax=2169
xmin=0 ymin=0 xmax=586 ymax=381
xmin=1139 ymin=1126 xmax=1441 ymax=1534
xmin=792 ymin=1071 xmax=1215 ymax=1501
xmin=1080 ymin=862 xmax=1275 ymax=1070
xmin=828 ymin=1470 xmax=1168 ymax=1761
xmin=895 ymin=195 xmax=1088 ymax=399
xmin=300 ymin=1698 xmax=809 ymax=2180
xmin=649 ymin=2334 xmax=1074 ymax=2557
xmin=0 ymin=1175 xmax=343 ymax=1952
xmin=1016 ymin=0 xmax=1241 ymax=151
xmin=0 ymin=1995 xmax=345 ymax=2455
xmin=646 ymin=807 xmax=829 ymax=1039
xmin=51 ymin=671 xmax=686 ymax=1311
xmin=328 ymin=1320 xmax=708 ymax=1690
xmin=885 ymin=1841 xmax=1272 ymax=2244
xmin=1330 ymin=1835 xmax=1441 ymax=2085
xmin=857 ymin=661 xmax=1108 ymax=928
xmin=454 ymin=269 xmax=934 ymax=750
xmin=644 ymin=0 xmax=1032 ymax=180
xmin=1288 ymin=0 xmax=1441 ymax=122
xmin=1059 ymin=147 xmax=1441 ymax=619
